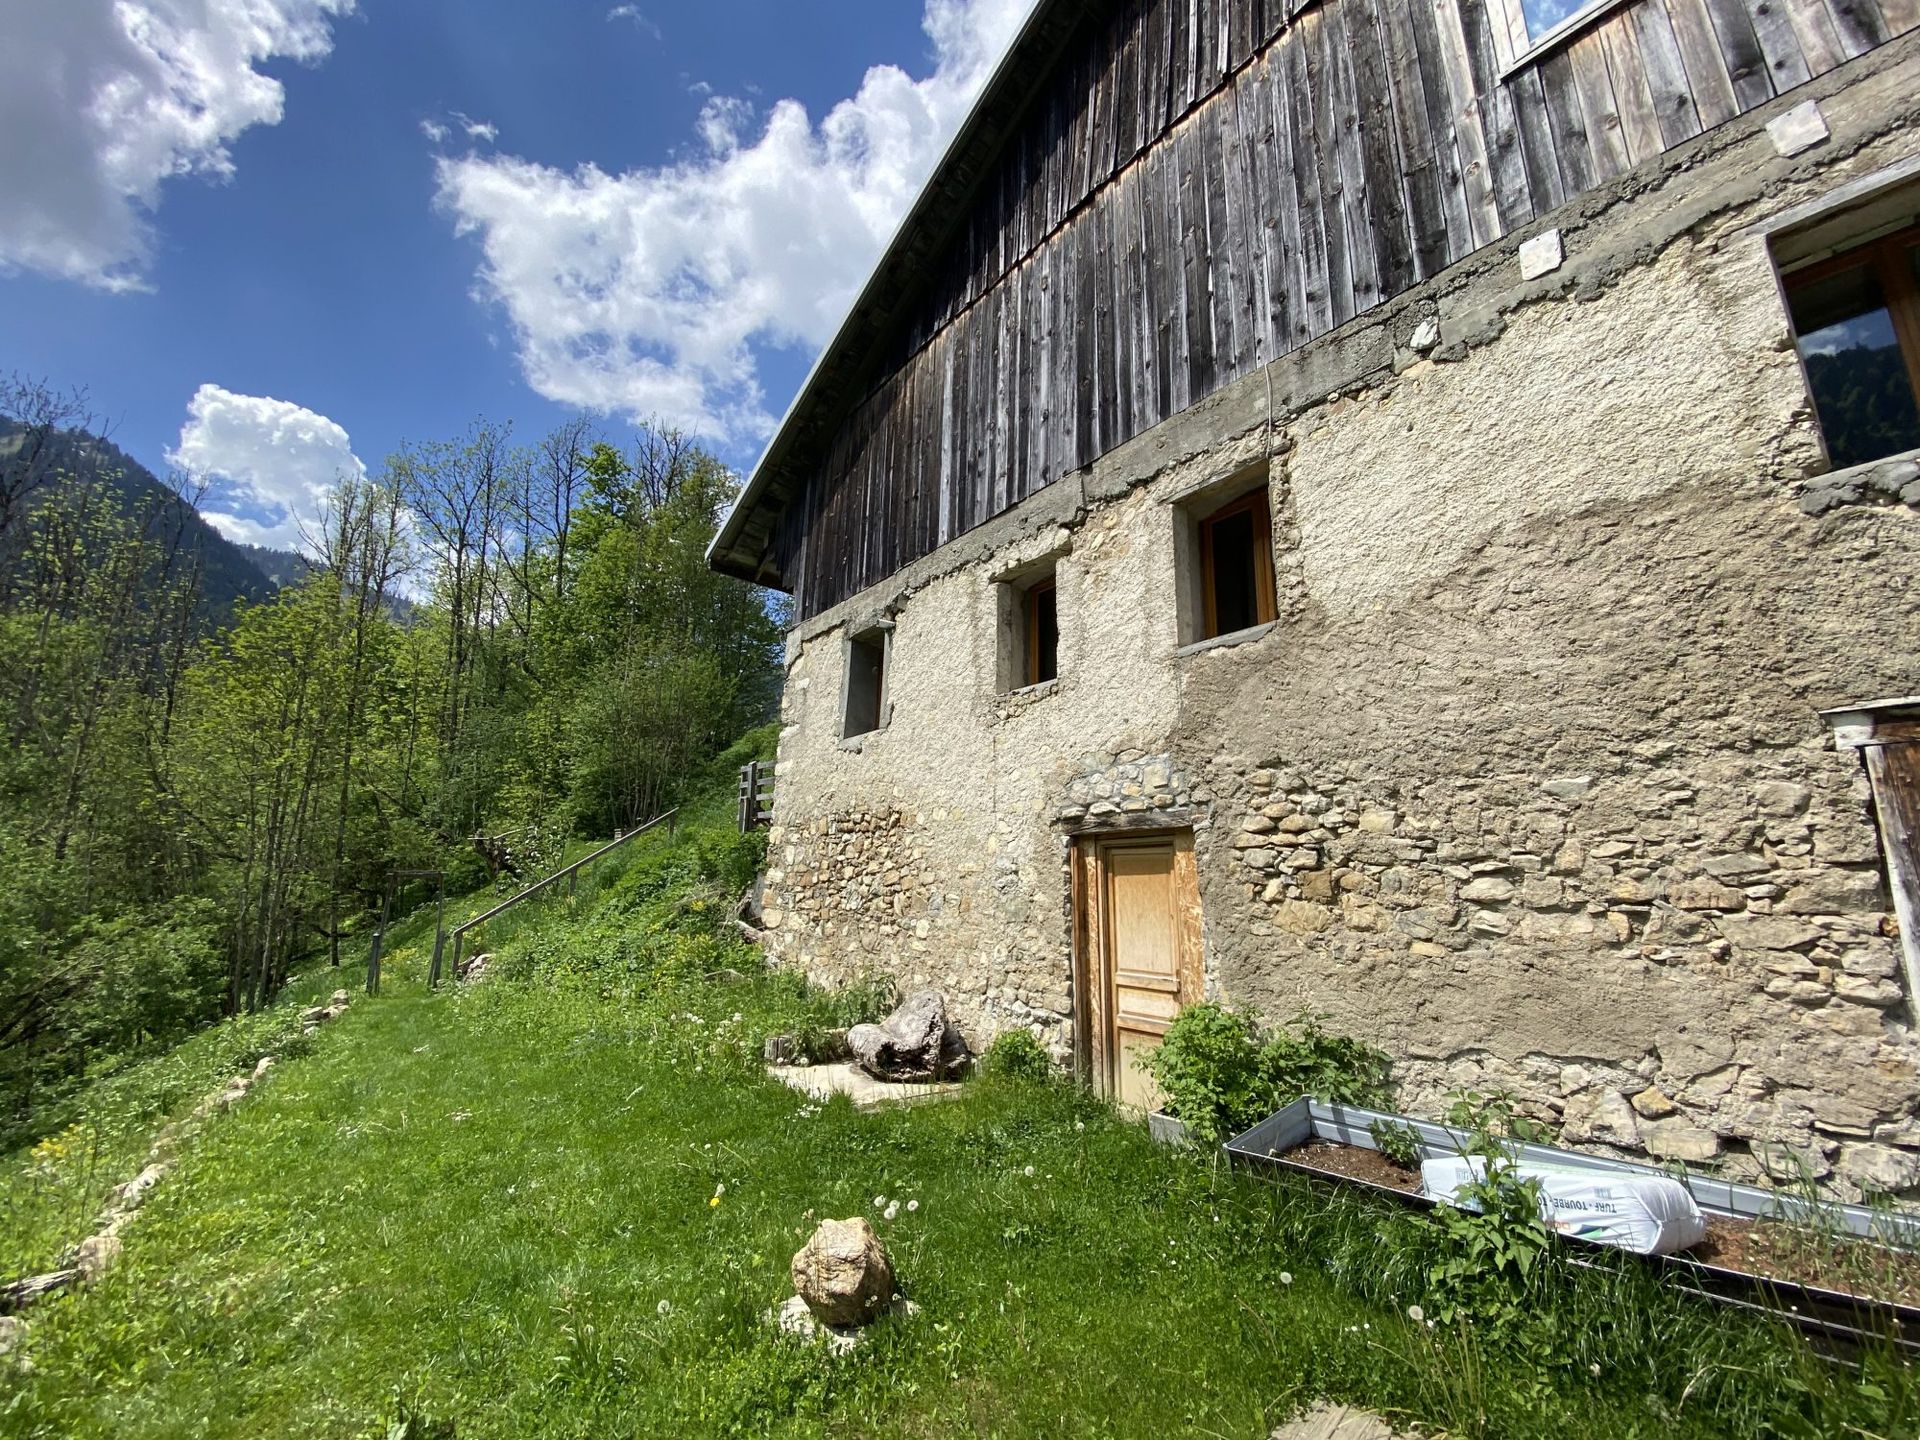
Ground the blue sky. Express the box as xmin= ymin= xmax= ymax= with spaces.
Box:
xmin=0 ymin=0 xmax=1030 ymax=548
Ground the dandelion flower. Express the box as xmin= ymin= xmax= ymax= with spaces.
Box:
xmin=1590 ymin=1362 xmax=1601 ymax=1377
xmin=1279 ymin=1272 xmax=1293 ymax=1286
xmin=1074 ymin=1121 xmax=1084 ymax=1132
xmin=874 ymin=1195 xmax=887 ymax=1209
xmin=884 ymin=1203 xmax=899 ymax=1220
xmin=709 ymin=1195 xmax=721 ymax=1208
xmin=1023 ymin=1165 xmax=1034 ymax=1177
xmin=1407 ymin=1304 xmax=1424 ymax=1323
xmin=657 ymin=1300 xmax=671 ymax=1316
xmin=907 ymin=1199 xmax=919 ymax=1213
xmin=715 ymin=1183 xmax=727 ymax=1197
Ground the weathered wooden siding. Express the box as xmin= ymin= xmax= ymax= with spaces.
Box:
xmin=781 ymin=0 xmax=1918 ymax=619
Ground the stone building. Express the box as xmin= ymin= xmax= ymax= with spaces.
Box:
xmin=709 ymin=0 xmax=1920 ymax=1195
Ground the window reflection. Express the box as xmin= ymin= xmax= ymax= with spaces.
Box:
xmin=1788 ymin=259 xmax=1920 ymax=470
xmin=1520 ymin=0 xmax=1599 ymax=41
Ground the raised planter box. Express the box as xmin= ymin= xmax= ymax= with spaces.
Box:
xmin=1225 ymin=1098 xmax=1920 ymax=1357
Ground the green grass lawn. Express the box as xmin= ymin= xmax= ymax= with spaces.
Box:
xmin=3 ymin=744 xmax=1917 ymax=1437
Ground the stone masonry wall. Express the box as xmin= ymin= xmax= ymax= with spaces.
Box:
xmin=758 ymin=51 xmax=1920 ymax=1199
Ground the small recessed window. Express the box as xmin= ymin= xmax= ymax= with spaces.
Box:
xmin=1196 ymin=490 xmax=1277 ymax=641
xmin=1781 ymin=223 xmax=1920 ymax=471
xmin=842 ymin=626 xmax=891 ymax=739
xmin=1026 ymin=578 xmax=1058 ymax=685
xmin=996 ymin=563 xmax=1061 ymax=692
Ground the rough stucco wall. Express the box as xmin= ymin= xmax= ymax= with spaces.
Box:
xmin=757 ymin=74 xmax=1920 ymax=1198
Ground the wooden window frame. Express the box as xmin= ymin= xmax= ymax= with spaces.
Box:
xmin=1197 ymin=490 xmax=1278 ymax=642
xmin=1782 ymin=222 xmax=1920 ymax=438
xmin=1824 ymin=700 xmax=1920 ymax=1014
xmin=1025 ymin=576 xmax=1058 ymax=687
xmin=1488 ymin=0 xmax=1638 ymax=79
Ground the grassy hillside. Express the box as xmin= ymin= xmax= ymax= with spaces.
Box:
xmin=1 ymin=728 xmax=1914 ymax=1438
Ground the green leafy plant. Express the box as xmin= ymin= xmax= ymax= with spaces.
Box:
xmin=983 ymin=1028 xmax=1052 ymax=1083
xmin=1424 ymin=1092 xmax=1560 ymax=1356
xmin=1143 ymin=1003 xmax=1396 ymax=1146
xmin=1373 ymin=1118 xmax=1423 ymax=1171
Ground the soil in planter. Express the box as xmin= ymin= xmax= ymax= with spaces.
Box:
xmin=1288 ymin=1139 xmax=1422 ymax=1194
xmin=1284 ymin=1139 xmax=1920 ymax=1309
xmin=1690 ymin=1214 xmax=1920 ymax=1308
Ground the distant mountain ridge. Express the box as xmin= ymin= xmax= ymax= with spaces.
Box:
xmin=0 ymin=416 xmax=306 ymax=616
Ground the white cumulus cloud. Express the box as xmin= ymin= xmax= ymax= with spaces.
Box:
xmin=0 ymin=0 xmax=356 ymax=292
xmin=606 ymin=5 xmax=661 ymax=39
xmin=170 ymin=383 xmax=366 ymax=550
xmin=435 ymin=0 xmax=1035 ymax=444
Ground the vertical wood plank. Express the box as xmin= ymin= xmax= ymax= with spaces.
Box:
xmin=1740 ymin=0 xmax=1815 ymax=91
xmin=1701 ymin=0 xmax=1779 ymax=111
xmin=1779 ymin=0 xmax=1847 ymax=71
xmin=1456 ymin=0 xmax=1534 ymax=231
xmin=1406 ymin=0 xmax=1481 ymax=262
xmin=1879 ymin=0 xmax=1920 ymax=35
xmin=1569 ymin=31 xmax=1634 ymax=181
xmin=1508 ymin=67 xmax=1569 ymax=212
xmin=1664 ymin=0 xmax=1743 ymax=127
xmin=1326 ymin=0 xmax=1385 ymax=315
xmin=1381 ymin=0 xmax=1458 ymax=277
xmin=1350 ymin=0 xmax=1421 ymax=298
xmin=1633 ymin=0 xmax=1709 ymax=144
xmin=1825 ymin=0 xmax=1891 ymax=56
xmin=1539 ymin=49 xmax=1599 ymax=194
xmin=1302 ymin=8 xmax=1358 ymax=326
xmin=1597 ymin=11 xmax=1667 ymax=165
xmin=1286 ymin=18 xmax=1338 ymax=339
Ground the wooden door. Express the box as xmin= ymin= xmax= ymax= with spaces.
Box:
xmin=1075 ymin=832 xmax=1203 ymax=1109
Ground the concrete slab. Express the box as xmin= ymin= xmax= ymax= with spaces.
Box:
xmin=769 ymin=1063 xmax=964 ymax=1111
xmin=1271 ymin=1403 xmax=1403 ymax=1440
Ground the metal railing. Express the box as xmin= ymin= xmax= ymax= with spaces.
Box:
xmin=436 ymin=808 xmax=679 ymax=988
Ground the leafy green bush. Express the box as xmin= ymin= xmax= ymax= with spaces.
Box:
xmin=1424 ymin=1092 xmax=1561 ymax=1357
xmin=1145 ymin=1003 xmax=1396 ymax=1145
xmin=983 ymin=1028 xmax=1052 ymax=1083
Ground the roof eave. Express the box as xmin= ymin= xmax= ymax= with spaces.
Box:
xmin=705 ymin=0 xmax=1091 ymax=588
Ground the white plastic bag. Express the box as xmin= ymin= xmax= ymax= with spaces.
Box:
xmin=1421 ymin=1155 xmax=1707 ymax=1257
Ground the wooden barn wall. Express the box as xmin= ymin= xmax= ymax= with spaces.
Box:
xmin=782 ymin=0 xmax=1919 ymax=620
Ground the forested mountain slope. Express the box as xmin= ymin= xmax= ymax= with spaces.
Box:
xmin=0 ymin=417 xmax=279 ymax=617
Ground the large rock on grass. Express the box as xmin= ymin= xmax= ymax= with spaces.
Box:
xmin=848 ymin=989 xmax=965 ymax=1081
xmin=791 ymin=1218 xmax=895 ymax=1327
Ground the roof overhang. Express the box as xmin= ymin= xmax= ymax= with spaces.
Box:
xmin=706 ymin=0 xmax=1099 ymax=591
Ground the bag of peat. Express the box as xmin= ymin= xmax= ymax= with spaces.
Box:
xmin=1421 ymin=1155 xmax=1707 ymax=1257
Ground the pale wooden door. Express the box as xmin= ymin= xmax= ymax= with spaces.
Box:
xmin=1076 ymin=832 xmax=1202 ymax=1109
